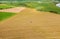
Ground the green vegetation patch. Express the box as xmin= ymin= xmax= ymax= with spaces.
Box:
xmin=36 ymin=3 xmax=60 ymax=14
xmin=22 ymin=2 xmax=60 ymax=14
xmin=0 ymin=4 xmax=15 ymax=9
xmin=0 ymin=12 xmax=16 ymax=21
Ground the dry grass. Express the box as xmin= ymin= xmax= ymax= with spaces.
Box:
xmin=0 ymin=8 xmax=60 ymax=39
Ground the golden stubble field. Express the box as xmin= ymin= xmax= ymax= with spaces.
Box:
xmin=0 ymin=8 xmax=60 ymax=39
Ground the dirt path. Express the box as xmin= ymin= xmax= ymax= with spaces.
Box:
xmin=0 ymin=8 xmax=60 ymax=39
xmin=0 ymin=7 xmax=26 ymax=13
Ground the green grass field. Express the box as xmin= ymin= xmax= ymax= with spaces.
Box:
xmin=36 ymin=3 xmax=60 ymax=14
xmin=0 ymin=12 xmax=16 ymax=21
xmin=0 ymin=4 xmax=15 ymax=10
xmin=22 ymin=2 xmax=60 ymax=14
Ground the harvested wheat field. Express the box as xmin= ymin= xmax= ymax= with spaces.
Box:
xmin=0 ymin=7 xmax=26 ymax=13
xmin=0 ymin=8 xmax=60 ymax=39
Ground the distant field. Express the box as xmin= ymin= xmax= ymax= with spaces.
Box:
xmin=36 ymin=3 xmax=60 ymax=14
xmin=22 ymin=2 xmax=60 ymax=14
xmin=0 ymin=4 xmax=15 ymax=9
xmin=0 ymin=12 xmax=16 ymax=21
xmin=1 ymin=2 xmax=60 ymax=14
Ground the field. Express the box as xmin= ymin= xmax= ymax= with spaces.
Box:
xmin=0 ymin=2 xmax=60 ymax=21
xmin=0 ymin=4 xmax=15 ymax=9
xmin=21 ymin=2 xmax=60 ymax=14
xmin=0 ymin=1 xmax=60 ymax=14
xmin=1 ymin=1 xmax=60 ymax=39
xmin=0 ymin=8 xmax=60 ymax=39
xmin=0 ymin=12 xmax=16 ymax=21
xmin=0 ymin=4 xmax=16 ymax=21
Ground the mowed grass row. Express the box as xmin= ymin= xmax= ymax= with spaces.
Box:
xmin=0 ymin=12 xmax=16 ymax=21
